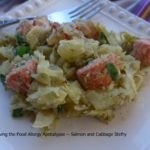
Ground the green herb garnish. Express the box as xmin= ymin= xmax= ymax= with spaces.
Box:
xmin=0 ymin=74 xmax=6 ymax=86
xmin=15 ymin=34 xmax=31 ymax=57
xmin=106 ymin=63 xmax=119 ymax=81
xmin=57 ymin=105 xmax=64 ymax=113
xmin=12 ymin=108 xmax=23 ymax=118
xmin=16 ymin=46 xmax=30 ymax=57
xmin=98 ymin=32 xmax=108 ymax=45
xmin=16 ymin=34 xmax=24 ymax=45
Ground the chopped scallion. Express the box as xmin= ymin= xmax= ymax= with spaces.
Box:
xmin=106 ymin=63 xmax=119 ymax=81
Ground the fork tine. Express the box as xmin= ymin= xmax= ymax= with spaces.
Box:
xmin=84 ymin=6 xmax=104 ymax=20
xmin=71 ymin=1 xmax=106 ymax=20
xmin=69 ymin=0 xmax=97 ymax=14
xmin=84 ymin=2 xmax=107 ymax=19
xmin=70 ymin=0 xmax=99 ymax=18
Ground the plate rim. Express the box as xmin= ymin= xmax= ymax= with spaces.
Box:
xmin=1 ymin=0 xmax=150 ymax=37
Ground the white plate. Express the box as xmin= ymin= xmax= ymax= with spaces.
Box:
xmin=0 ymin=0 xmax=150 ymax=150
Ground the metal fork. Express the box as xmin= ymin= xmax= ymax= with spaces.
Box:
xmin=0 ymin=0 xmax=107 ymax=28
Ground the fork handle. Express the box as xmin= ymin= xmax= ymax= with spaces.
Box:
xmin=0 ymin=16 xmax=35 ymax=28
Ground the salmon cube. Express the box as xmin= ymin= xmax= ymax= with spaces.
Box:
xmin=75 ymin=20 xmax=99 ymax=39
xmin=77 ymin=54 xmax=119 ymax=90
xmin=132 ymin=39 xmax=150 ymax=66
xmin=17 ymin=21 xmax=33 ymax=35
xmin=5 ymin=59 xmax=37 ymax=94
xmin=32 ymin=16 xmax=50 ymax=29
xmin=17 ymin=17 xmax=51 ymax=35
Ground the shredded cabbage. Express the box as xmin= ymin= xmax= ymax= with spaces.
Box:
xmin=0 ymin=46 xmax=14 ymax=61
xmin=33 ymin=112 xmax=56 ymax=129
xmin=57 ymin=38 xmax=99 ymax=63
xmin=27 ymin=86 xmax=67 ymax=109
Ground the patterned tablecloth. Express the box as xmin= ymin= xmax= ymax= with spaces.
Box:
xmin=130 ymin=0 xmax=150 ymax=22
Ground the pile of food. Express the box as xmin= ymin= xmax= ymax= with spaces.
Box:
xmin=0 ymin=16 xmax=150 ymax=131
